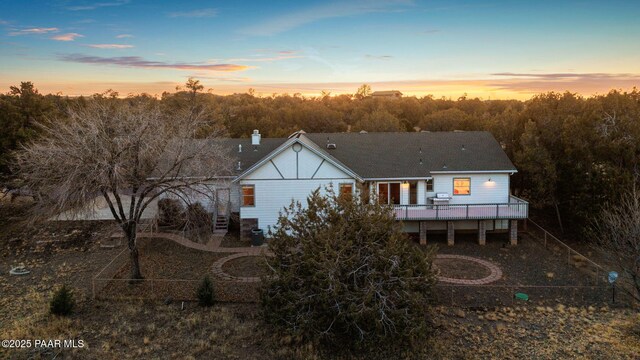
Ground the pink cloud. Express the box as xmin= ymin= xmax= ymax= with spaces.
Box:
xmin=51 ymin=33 xmax=84 ymax=41
xmin=59 ymin=54 xmax=252 ymax=72
xmin=9 ymin=27 xmax=59 ymax=36
xmin=86 ymin=44 xmax=134 ymax=49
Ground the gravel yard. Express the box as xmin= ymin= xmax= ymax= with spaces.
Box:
xmin=421 ymin=232 xmax=618 ymax=306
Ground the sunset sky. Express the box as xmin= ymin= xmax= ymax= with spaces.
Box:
xmin=1 ymin=0 xmax=639 ymax=99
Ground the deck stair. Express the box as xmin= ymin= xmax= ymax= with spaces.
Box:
xmin=213 ymin=215 xmax=229 ymax=236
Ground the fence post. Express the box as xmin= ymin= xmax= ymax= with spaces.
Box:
xmin=451 ymin=288 xmax=454 ymax=306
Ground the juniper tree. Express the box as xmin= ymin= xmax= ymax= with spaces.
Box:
xmin=261 ymin=188 xmax=437 ymax=349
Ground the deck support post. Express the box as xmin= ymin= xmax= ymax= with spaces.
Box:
xmin=419 ymin=221 xmax=427 ymax=245
xmin=478 ymin=220 xmax=486 ymax=246
xmin=509 ymin=219 xmax=518 ymax=245
xmin=447 ymin=221 xmax=455 ymax=246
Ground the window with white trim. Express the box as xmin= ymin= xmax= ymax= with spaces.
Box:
xmin=241 ymin=185 xmax=255 ymax=206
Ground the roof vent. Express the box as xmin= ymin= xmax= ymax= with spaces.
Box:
xmin=251 ymin=129 xmax=261 ymax=146
xmin=461 ymin=144 xmax=466 ymax=151
xmin=359 ymin=130 xmax=368 ymax=134
xmin=442 ymin=163 xmax=447 ymax=169
xmin=238 ymin=144 xmax=242 ymax=153
xmin=236 ymin=161 xmax=242 ymax=171
xmin=327 ymin=143 xmax=337 ymax=150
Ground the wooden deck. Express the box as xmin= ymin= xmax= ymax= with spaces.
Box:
xmin=393 ymin=196 xmax=528 ymax=221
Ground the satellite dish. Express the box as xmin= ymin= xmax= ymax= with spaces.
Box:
xmin=608 ymin=271 xmax=618 ymax=284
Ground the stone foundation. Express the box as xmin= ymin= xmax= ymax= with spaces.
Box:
xmin=478 ymin=220 xmax=486 ymax=246
xmin=419 ymin=221 xmax=427 ymax=245
xmin=509 ymin=219 xmax=518 ymax=245
xmin=447 ymin=221 xmax=455 ymax=246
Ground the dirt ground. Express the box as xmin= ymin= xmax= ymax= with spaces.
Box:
xmin=1 ymin=203 xmax=639 ymax=359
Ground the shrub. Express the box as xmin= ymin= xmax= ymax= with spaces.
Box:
xmin=157 ymin=198 xmax=185 ymax=228
xmin=197 ymin=276 xmax=215 ymax=307
xmin=261 ymin=188 xmax=438 ymax=350
xmin=184 ymin=202 xmax=213 ymax=232
xmin=50 ymin=284 xmax=74 ymax=316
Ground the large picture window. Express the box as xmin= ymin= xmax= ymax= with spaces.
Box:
xmin=453 ymin=178 xmax=470 ymax=195
xmin=241 ymin=185 xmax=255 ymax=206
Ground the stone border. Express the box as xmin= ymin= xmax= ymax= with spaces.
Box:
xmin=435 ymin=254 xmax=502 ymax=285
xmin=212 ymin=253 xmax=264 ymax=283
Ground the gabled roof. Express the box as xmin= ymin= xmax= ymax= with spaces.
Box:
xmin=212 ymin=131 xmax=516 ymax=180
xmin=232 ymin=132 xmax=363 ymax=182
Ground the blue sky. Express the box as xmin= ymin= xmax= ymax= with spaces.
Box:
xmin=1 ymin=0 xmax=639 ymax=98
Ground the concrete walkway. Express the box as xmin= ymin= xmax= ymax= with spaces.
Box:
xmin=114 ymin=230 xmax=269 ymax=254
xmin=435 ymin=254 xmax=503 ymax=285
xmin=121 ymin=231 xmax=502 ymax=285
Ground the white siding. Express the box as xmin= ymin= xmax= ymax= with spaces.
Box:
xmin=229 ymin=183 xmax=241 ymax=212
xmin=240 ymin=178 xmax=356 ymax=232
xmin=417 ymin=181 xmax=427 ymax=205
xmin=241 ymin=142 xmax=356 ymax=232
xmin=432 ymin=173 xmax=510 ymax=204
xmin=159 ymin=181 xmax=233 ymax=212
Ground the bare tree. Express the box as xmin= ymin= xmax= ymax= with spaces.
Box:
xmin=15 ymin=97 xmax=234 ymax=279
xmin=590 ymin=184 xmax=640 ymax=301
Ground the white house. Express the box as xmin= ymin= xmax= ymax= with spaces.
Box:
xmin=183 ymin=130 xmax=528 ymax=245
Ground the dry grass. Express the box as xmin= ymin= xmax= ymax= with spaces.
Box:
xmin=1 ymin=203 xmax=639 ymax=359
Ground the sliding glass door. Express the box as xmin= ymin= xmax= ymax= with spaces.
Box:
xmin=377 ymin=182 xmax=400 ymax=204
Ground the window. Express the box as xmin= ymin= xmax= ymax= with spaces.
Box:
xmin=339 ymin=183 xmax=353 ymax=200
xmin=241 ymin=185 xmax=255 ymax=206
xmin=426 ymin=178 xmax=434 ymax=192
xmin=377 ymin=182 xmax=400 ymax=204
xmin=378 ymin=183 xmax=388 ymax=204
xmin=409 ymin=181 xmax=418 ymax=204
xmin=453 ymin=178 xmax=470 ymax=195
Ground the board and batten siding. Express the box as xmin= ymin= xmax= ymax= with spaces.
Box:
xmin=240 ymin=143 xmax=356 ymax=232
xmin=432 ymin=173 xmax=510 ymax=204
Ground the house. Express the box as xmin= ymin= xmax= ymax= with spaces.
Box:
xmin=370 ymin=90 xmax=403 ymax=99
xmin=173 ymin=130 xmax=528 ymax=245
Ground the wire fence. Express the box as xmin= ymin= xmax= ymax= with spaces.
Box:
xmin=434 ymin=284 xmax=633 ymax=308
xmin=525 ymin=219 xmax=605 ymax=286
xmin=92 ymin=246 xmax=259 ymax=302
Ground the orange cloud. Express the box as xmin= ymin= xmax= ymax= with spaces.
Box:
xmin=51 ymin=33 xmax=84 ymax=41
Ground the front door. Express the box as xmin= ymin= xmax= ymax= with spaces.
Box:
xmin=216 ymin=188 xmax=230 ymax=216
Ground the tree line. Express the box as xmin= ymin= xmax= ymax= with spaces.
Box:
xmin=2 ymin=80 xmax=639 ymax=235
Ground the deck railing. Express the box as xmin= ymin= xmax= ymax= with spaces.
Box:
xmin=393 ymin=195 xmax=528 ymax=221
